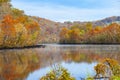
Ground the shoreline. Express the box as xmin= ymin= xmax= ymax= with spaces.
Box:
xmin=1 ymin=43 xmax=120 ymax=50
xmin=58 ymin=43 xmax=120 ymax=45
xmin=0 ymin=45 xmax=46 ymax=50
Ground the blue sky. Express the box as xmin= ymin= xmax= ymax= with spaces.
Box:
xmin=11 ymin=0 xmax=120 ymax=22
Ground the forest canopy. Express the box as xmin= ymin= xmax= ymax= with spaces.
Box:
xmin=0 ymin=0 xmax=40 ymax=48
xmin=59 ymin=23 xmax=120 ymax=44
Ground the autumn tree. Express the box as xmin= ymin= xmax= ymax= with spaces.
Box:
xmin=11 ymin=8 xmax=24 ymax=17
xmin=0 ymin=0 xmax=11 ymax=3
xmin=0 ymin=0 xmax=12 ymax=19
xmin=14 ymin=23 xmax=27 ymax=47
xmin=86 ymin=22 xmax=93 ymax=31
xmin=0 ymin=0 xmax=40 ymax=48
xmin=68 ymin=28 xmax=84 ymax=43
xmin=0 ymin=15 xmax=40 ymax=48
xmin=59 ymin=27 xmax=70 ymax=43
xmin=25 ymin=19 xmax=40 ymax=46
xmin=59 ymin=25 xmax=85 ymax=44
xmin=59 ymin=22 xmax=120 ymax=44
xmin=84 ymin=23 xmax=120 ymax=44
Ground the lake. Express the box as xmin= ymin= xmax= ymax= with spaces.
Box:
xmin=0 ymin=44 xmax=120 ymax=80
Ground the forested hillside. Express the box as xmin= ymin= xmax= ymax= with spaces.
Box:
xmin=59 ymin=23 xmax=120 ymax=44
xmin=0 ymin=0 xmax=40 ymax=48
xmin=33 ymin=16 xmax=120 ymax=43
xmin=0 ymin=0 xmax=120 ymax=45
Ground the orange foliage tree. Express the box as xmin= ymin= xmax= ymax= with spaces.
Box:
xmin=0 ymin=15 xmax=40 ymax=48
xmin=84 ymin=23 xmax=120 ymax=43
xmin=59 ymin=23 xmax=120 ymax=44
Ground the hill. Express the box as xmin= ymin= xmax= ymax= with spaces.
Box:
xmin=0 ymin=0 xmax=120 ymax=44
xmin=33 ymin=16 xmax=120 ymax=43
xmin=0 ymin=0 xmax=40 ymax=48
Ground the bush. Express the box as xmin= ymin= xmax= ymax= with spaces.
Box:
xmin=40 ymin=64 xmax=75 ymax=80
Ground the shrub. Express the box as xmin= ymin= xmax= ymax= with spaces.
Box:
xmin=40 ymin=64 xmax=75 ymax=80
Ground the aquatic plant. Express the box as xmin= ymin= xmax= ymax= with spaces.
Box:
xmin=111 ymin=76 xmax=120 ymax=80
xmin=87 ymin=58 xmax=120 ymax=80
xmin=102 ymin=58 xmax=120 ymax=76
xmin=40 ymin=64 xmax=75 ymax=80
xmin=94 ymin=63 xmax=108 ymax=78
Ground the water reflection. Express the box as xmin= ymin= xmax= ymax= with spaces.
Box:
xmin=0 ymin=45 xmax=120 ymax=80
xmin=26 ymin=62 xmax=97 ymax=80
xmin=0 ymin=49 xmax=40 ymax=80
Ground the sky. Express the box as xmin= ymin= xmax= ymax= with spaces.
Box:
xmin=11 ymin=0 xmax=120 ymax=22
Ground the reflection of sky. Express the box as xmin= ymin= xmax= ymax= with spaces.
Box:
xmin=26 ymin=62 xmax=97 ymax=80
xmin=61 ymin=62 xmax=97 ymax=79
xmin=26 ymin=67 xmax=51 ymax=80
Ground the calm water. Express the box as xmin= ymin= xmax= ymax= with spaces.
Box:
xmin=0 ymin=44 xmax=120 ymax=80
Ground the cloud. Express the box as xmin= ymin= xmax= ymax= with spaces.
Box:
xmin=11 ymin=0 xmax=120 ymax=22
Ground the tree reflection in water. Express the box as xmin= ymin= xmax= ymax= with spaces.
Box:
xmin=0 ymin=45 xmax=120 ymax=80
xmin=0 ymin=49 xmax=40 ymax=80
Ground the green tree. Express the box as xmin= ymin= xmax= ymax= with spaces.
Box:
xmin=86 ymin=22 xmax=93 ymax=31
xmin=0 ymin=0 xmax=11 ymax=3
